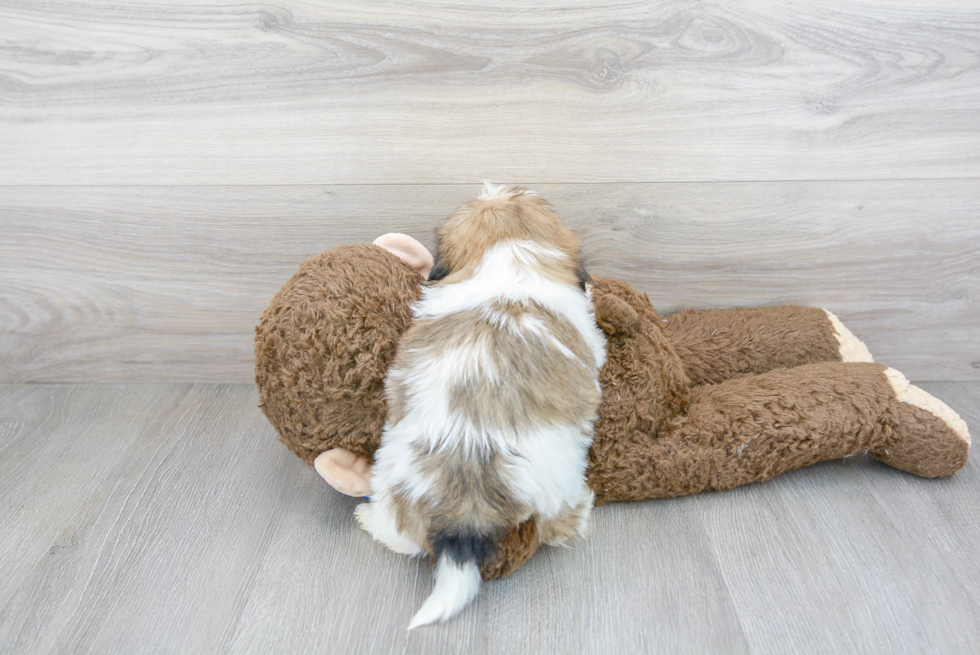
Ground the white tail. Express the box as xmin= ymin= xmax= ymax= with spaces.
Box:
xmin=407 ymin=554 xmax=482 ymax=629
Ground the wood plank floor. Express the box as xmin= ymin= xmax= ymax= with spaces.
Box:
xmin=1 ymin=382 xmax=977 ymax=654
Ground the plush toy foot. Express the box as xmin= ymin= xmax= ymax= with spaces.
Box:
xmin=872 ymin=368 xmax=971 ymax=478
xmin=823 ymin=310 xmax=874 ymax=363
xmin=354 ymin=498 xmax=425 ymax=556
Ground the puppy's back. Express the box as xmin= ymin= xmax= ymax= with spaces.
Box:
xmin=371 ymin=186 xmax=606 ymax=627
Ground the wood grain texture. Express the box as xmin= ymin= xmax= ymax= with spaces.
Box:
xmin=0 ymin=385 xmax=292 ymax=653
xmin=695 ymin=381 xmax=980 ymax=654
xmin=2 ymin=0 xmax=979 ymax=184
xmin=0 ymin=385 xmax=175 ymax=609
xmin=0 ymin=382 xmax=977 ymax=653
xmin=2 ymin=182 xmax=978 ymax=383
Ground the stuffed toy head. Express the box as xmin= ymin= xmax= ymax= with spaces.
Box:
xmin=256 ymin=233 xmax=560 ymax=576
xmin=255 ymin=235 xmax=432 ymax=495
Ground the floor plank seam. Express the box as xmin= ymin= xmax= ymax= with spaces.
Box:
xmin=691 ymin=493 xmax=756 ymax=655
xmin=2 ymin=176 xmax=980 ymax=188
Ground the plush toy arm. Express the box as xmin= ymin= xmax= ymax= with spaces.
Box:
xmin=314 ymin=449 xmax=373 ymax=497
xmin=587 ymin=362 xmax=969 ymax=504
xmin=662 ymin=306 xmax=872 ymax=387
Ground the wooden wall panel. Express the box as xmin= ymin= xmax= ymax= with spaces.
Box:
xmin=1 ymin=181 xmax=977 ymax=382
xmin=1 ymin=0 xmax=978 ymax=184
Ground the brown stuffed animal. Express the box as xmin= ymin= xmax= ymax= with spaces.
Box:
xmin=255 ymin=233 xmax=970 ymax=579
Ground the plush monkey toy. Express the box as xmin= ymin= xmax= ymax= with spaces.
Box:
xmin=255 ymin=233 xmax=970 ymax=578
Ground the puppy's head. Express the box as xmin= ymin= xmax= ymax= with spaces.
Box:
xmin=430 ymin=182 xmax=590 ymax=288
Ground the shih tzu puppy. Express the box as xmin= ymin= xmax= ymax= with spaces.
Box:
xmin=355 ymin=183 xmax=606 ymax=628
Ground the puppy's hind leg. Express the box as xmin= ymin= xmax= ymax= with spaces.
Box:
xmin=354 ymin=492 xmax=424 ymax=557
xmin=537 ymin=487 xmax=595 ymax=547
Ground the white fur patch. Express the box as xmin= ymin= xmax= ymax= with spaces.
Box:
xmin=478 ymin=180 xmax=536 ymax=201
xmin=543 ymin=487 xmax=596 ymax=547
xmin=479 ymin=180 xmax=509 ymax=200
xmin=354 ymin=495 xmax=424 ymax=556
xmin=379 ymin=342 xmax=500 ymax=459
xmin=500 ymin=422 xmax=595 ymax=520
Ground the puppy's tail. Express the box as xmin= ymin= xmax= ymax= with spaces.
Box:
xmin=407 ymin=533 xmax=493 ymax=629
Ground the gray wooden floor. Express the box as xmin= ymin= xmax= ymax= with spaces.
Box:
xmin=1 ymin=382 xmax=978 ymax=654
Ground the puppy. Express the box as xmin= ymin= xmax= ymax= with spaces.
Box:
xmin=355 ymin=183 xmax=606 ymax=628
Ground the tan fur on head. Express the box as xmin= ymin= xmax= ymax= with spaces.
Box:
xmin=433 ymin=186 xmax=583 ymax=286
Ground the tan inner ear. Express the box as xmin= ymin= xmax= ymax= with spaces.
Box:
xmin=314 ymin=448 xmax=374 ymax=497
xmin=373 ymin=233 xmax=434 ymax=280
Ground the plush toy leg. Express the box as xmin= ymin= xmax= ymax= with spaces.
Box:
xmin=588 ymin=362 xmax=962 ymax=504
xmin=870 ymin=368 xmax=971 ymax=477
xmin=479 ymin=519 xmax=539 ymax=580
xmin=662 ymin=306 xmax=871 ymax=386
xmin=492 ymin=363 xmax=971 ymax=577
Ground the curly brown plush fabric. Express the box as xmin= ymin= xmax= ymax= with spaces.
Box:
xmin=663 ymin=305 xmax=842 ymax=386
xmin=590 ymin=361 xmax=895 ymax=503
xmin=255 ymin=244 xmax=970 ymax=579
xmin=255 ymin=244 xmax=422 ymax=464
xmin=874 ymin=400 xmax=970 ymax=477
xmin=584 ymin=278 xmax=917 ymax=503
xmin=479 ymin=519 xmax=538 ymax=579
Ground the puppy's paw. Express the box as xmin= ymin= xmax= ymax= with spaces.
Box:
xmin=354 ymin=501 xmax=424 ymax=557
xmin=353 ymin=501 xmax=375 ymax=533
xmin=538 ymin=491 xmax=595 ymax=548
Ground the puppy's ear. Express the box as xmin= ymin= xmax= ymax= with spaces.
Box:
xmin=427 ymin=235 xmax=450 ymax=282
xmin=428 ymin=255 xmax=450 ymax=282
xmin=575 ymin=260 xmax=592 ymax=291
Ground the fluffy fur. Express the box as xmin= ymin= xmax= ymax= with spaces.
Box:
xmin=356 ymin=186 xmax=606 ymax=628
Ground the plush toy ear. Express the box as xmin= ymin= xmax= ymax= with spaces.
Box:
xmin=314 ymin=448 xmax=373 ymax=497
xmin=373 ymin=233 xmax=434 ymax=280
xmin=594 ymin=292 xmax=640 ymax=337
